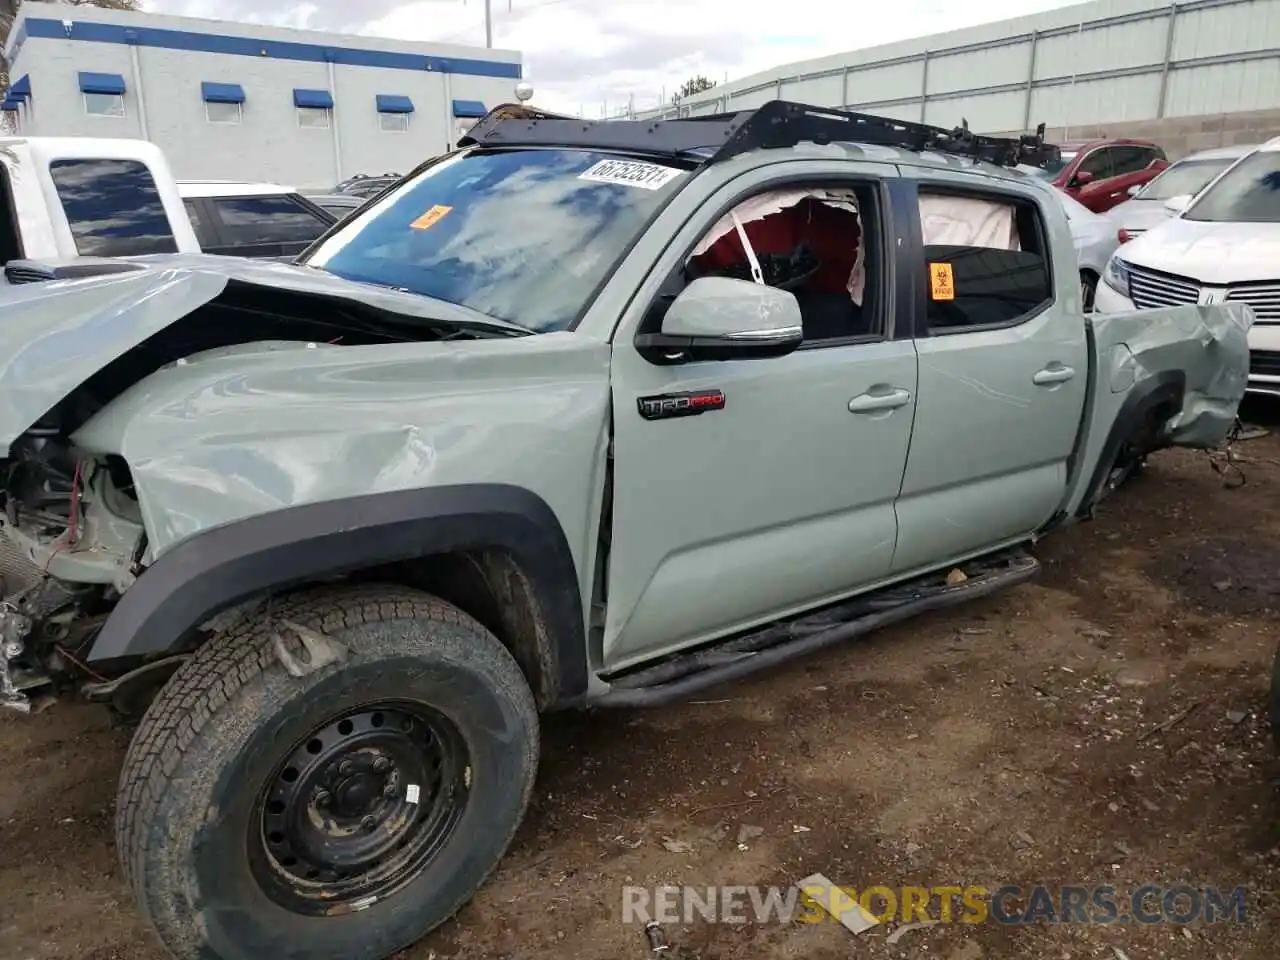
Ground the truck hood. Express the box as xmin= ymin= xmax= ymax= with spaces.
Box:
xmin=0 ymin=254 xmax=529 ymax=453
xmin=1119 ymin=218 xmax=1280 ymax=284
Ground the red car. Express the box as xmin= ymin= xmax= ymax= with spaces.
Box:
xmin=1032 ymin=138 xmax=1169 ymax=213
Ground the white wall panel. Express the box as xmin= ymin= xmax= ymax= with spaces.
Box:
xmin=1033 ymin=18 xmax=1168 ymax=80
xmin=1029 ymin=73 xmax=1161 ymax=127
xmin=924 ymin=90 xmax=1026 ymax=132
xmin=780 ymin=73 xmax=844 ymax=106
xmin=928 ymin=43 xmax=1032 ymax=95
xmin=1164 ymin=58 xmax=1280 ymax=116
xmin=633 ymin=0 xmax=1280 ymax=131
xmin=844 ymin=61 xmax=924 ymax=106
xmin=1172 ymin=0 xmax=1280 ymax=60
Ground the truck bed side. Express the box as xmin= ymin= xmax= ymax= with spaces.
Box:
xmin=1058 ymin=301 xmax=1253 ymax=519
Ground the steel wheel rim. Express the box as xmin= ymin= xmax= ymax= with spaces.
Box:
xmin=247 ymin=701 xmax=471 ymax=916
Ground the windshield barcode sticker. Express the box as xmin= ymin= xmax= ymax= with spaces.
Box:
xmin=579 ymin=158 xmax=681 ymax=190
xmin=410 ymin=205 xmax=452 ymax=230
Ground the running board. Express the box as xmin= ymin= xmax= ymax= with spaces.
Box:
xmin=593 ymin=550 xmax=1040 ymax=708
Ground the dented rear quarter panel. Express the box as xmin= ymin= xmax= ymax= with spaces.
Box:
xmin=69 ymin=333 xmax=614 ymax=619
xmin=1061 ymin=301 xmax=1253 ymax=518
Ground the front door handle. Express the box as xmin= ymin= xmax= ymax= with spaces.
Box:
xmin=849 ymin=387 xmax=912 ymax=413
xmin=1033 ymin=364 xmax=1076 ymax=386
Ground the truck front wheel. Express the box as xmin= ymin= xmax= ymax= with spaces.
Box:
xmin=114 ymin=584 xmax=539 ymax=960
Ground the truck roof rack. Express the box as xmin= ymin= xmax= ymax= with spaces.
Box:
xmin=457 ymin=100 xmax=1060 ymax=170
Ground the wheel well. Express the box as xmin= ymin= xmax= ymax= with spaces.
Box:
xmin=1075 ymin=373 xmax=1186 ymax=518
xmin=345 ymin=550 xmax=561 ymax=711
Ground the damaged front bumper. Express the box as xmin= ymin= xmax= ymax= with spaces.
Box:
xmin=0 ymin=603 xmax=35 ymax=711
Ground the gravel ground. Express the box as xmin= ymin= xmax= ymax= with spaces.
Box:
xmin=2 ymin=407 xmax=1279 ymax=960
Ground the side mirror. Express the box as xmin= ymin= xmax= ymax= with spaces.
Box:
xmin=1163 ymin=194 xmax=1192 ymax=215
xmin=1070 ymin=170 xmax=1095 ymax=188
xmin=635 ymin=276 xmax=803 ymax=365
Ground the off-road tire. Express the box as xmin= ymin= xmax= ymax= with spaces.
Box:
xmin=115 ymin=583 xmax=539 ymax=960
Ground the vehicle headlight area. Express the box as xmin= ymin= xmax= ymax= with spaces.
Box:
xmin=1102 ymin=254 xmax=1132 ymax=299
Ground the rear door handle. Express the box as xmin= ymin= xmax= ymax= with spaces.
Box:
xmin=849 ymin=387 xmax=912 ymax=413
xmin=1033 ymin=364 xmax=1076 ymax=386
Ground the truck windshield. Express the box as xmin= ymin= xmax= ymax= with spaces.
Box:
xmin=300 ymin=148 xmax=690 ymax=332
xmin=1182 ymin=149 xmax=1280 ymax=222
xmin=1136 ymin=157 xmax=1233 ymax=200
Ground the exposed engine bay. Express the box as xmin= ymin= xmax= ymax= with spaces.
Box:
xmin=0 ymin=269 xmax=523 ymax=713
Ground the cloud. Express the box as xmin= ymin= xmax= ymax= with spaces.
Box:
xmin=148 ymin=0 xmax=1083 ymax=115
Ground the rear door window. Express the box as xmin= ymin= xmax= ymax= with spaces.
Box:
xmin=48 ymin=158 xmax=179 ymax=257
xmin=917 ymin=191 xmax=1054 ymax=332
xmin=1109 ymin=146 xmax=1152 ymax=177
xmin=1076 ymin=148 xmax=1114 ymax=181
xmin=183 ymin=198 xmax=220 ymax=248
xmin=210 ymin=195 xmax=332 ymax=246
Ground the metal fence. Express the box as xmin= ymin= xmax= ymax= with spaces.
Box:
xmin=631 ymin=0 xmax=1280 ymax=134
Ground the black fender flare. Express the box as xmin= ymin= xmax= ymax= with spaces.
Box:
xmin=87 ymin=483 xmax=588 ymax=704
xmin=1076 ymin=369 xmax=1185 ymax=515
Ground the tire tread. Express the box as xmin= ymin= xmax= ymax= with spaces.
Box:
xmin=114 ymin=585 xmax=492 ymax=909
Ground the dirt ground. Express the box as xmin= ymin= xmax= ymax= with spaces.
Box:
xmin=4 ymin=407 xmax=1280 ymax=960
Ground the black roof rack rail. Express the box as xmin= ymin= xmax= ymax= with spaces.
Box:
xmin=457 ymin=100 xmax=1061 ymax=170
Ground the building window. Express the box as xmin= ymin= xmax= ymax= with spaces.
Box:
xmin=48 ymin=158 xmax=178 ymax=257
xmin=297 ymin=106 xmax=331 ymax=129
xmin=84 ymin=93 xmax=125 ymax=118
xmin=206 ymin=100 xmax=242 ymax=124
xmin=380 ymin=112 xmax=409 ymax=133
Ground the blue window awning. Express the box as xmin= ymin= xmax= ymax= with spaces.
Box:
xmin=451 ymin=99 xmax=486 ymax=118
xmin=293 ymin=88 xmax=333 ymax=109
xmin=202 ymin=81 xmax=245 ymax=104
xmin=78 ymin=72 xmax=126 ymax=95
xmin=1 ymin=100 xmax=19 ymax=112
xmin=376 ymin=94 xmax=414 ymax=114
xmin=9 ymin=75 xmax=30 ymax=100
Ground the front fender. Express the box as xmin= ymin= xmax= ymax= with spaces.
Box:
xmin=74 ymin=335 xmax=612 ymax=696
xmin=86 ymin=483 xmax=590 ymax=703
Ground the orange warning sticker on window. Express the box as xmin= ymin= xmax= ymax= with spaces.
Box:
xmin=410 ymin=205 xmax=453 ymax=230
xmin=929 ymin=262 xmax=955 ymax=300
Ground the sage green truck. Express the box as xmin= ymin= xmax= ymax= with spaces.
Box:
xmin=0 ymin=102 xmax=1253 ymax=960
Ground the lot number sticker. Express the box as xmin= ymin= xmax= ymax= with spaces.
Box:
xmin=929 ymin=262 xmax=955 ymax=300
xmin=579 ymin=158 xmax=681 ymax=190
xmin=410 ymin=205 xmax=453 ymax=230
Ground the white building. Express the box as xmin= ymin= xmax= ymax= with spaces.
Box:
xmin=1 ymin=4 xmax=524 ymax=189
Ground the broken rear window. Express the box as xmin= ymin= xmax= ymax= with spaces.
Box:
xmin=301 ymin=149 xmax=690 ymax=332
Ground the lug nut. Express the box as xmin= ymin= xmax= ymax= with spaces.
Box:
xmin=373 ymin=757 xmax=391 ymax=773
xmin=314 ymin=790 xmax=331 ymax=808
xmin=338 ymin=760 xmax=353 ymax=776
xmin=361 ymin=815 xmax=377 ymax=832
xmin=383 ymin=783 xmax=398 ymax=798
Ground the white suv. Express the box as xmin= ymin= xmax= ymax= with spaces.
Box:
xmin=1094 ymin=136 xmax=1280 ymax=396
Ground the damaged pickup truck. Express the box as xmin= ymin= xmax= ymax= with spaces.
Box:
xmin=0 ymin=102 xmax=1253 ymax=960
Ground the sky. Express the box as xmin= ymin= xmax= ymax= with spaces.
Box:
xmin=147 ymin=0 xmax=1089 ymax=116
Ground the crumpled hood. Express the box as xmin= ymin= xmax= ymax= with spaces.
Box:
xmin=0 ymin=255 xmax=516 ymax=454
xmin=1120 ymin=218 xmax=1280 ymax=284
